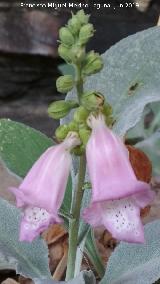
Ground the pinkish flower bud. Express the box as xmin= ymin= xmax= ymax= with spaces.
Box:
xmin=83 ymin=114 xmax=155 ymax=243
xmin=9 ymin=132 xmax=80 ymax=242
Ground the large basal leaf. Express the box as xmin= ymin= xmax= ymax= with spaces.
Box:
xmin=34 ymin=270 xmax=96 ymax=284
xmin=67 ymin=26 xmax=160 ymax=137
xmin=0 ymin=119 xmax=53 ymax=178
xmin=126 ymin=105 xmax=150 ymax=142
xmin=0 ymin=198 xmax=51 ymax=280
xmin=100 ymin=220 xmax=160 ymax=284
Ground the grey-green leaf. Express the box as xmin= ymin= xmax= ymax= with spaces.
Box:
xmin=100 ymin=220 xmax=160 ymax=284
xmin=0 ymin=119 xmax=53 ymax=177
xmin=136 ymin=131 xmax=160 ymax=176
xmin=85 ymin=230 xmax=105 ymax=279
xmin=67 ymin=26 xmax=160 ymax=137
xmin=34 ymin=270 xmax=96 ymax=284
xmin=0 ymin=198 xmax=51 ymax=279
xmin=58 ymin=63 xmax=75 ymax=77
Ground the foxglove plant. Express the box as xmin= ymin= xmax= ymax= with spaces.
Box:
xmin=7 ymin=9 xmax=156 ymax=283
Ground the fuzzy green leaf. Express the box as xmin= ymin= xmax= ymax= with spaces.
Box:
xmin=0 ymin=198 xmax=51 ymax=279
xmin=0 ymin=119 xmax=53 ymax=178
xmin=100 ymin=220 xmax=160 ymax=284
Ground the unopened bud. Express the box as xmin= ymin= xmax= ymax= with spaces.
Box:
xmin=68 ymin=16 xmax=81 ymax=35
xmin=76 ymin=10 xmax=90 ymax=25
xmin=48 ymin=100 xmax=78 ymax=120
xmin=68 ymin=120 xmax=79 ymax=132
xmin=59 ymin=27 xmax=74 ymax=47
xmin=82 ymin=51 xmax=103 ymax=76
xmin=81 ymin=91 xmax=104 ymax=111
xmin=79 ymin=128 xmax=91 ymax=146
xmin=73 ymin=106 xmax=89 ymax=124
xmin=58 ymin=44 xmax=72 ymax=63
xmin=72 ymin=144 xmax=85 ymax=156
xmin=55 ymin=124 xmax=70 ymax=141
xmin=102 ymin=103 xmax=114 ymax=126
xmin=79 ymin=24 xmax=94 ymax=45
xmin=70 ymin=45 xmax=85 ymax=63
xmin=56 ymin=75 xmax=74 ymax=93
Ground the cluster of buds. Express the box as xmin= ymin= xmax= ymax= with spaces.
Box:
xmin=50 ymin=91 xmax=113 ymax=155
xmin=55 ymin=10 xmax=103 ymax=95
xmin=58 ymin=10 xmax=94 ymax=64
xmin=47 ymin=10 xmax=108 ymax=155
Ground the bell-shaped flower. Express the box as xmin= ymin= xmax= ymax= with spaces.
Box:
xmin=9 ymin=132 xmax=80 ymax=242
xmin=83 ymin=114 xmax=155 ymax=243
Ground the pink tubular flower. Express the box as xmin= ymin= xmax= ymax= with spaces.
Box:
xmin=83 ymin=114 xmax=155 ymax=243
xmin=9 ymin=132 xmax=80 ymax=242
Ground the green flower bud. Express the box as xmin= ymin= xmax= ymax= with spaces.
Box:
xmin=82 ymin=51 xmax=103 ymax=76
xmin=58 ymin=44 xmax=72 ymax=63
xmin=70 ymin=45 xmax=85 ymax=64
xmin=68 ymin=120 xmax=79 ymax=132
xmin=72 ymin=144 xmax=85 ymax=156
xmin=76 ymin=10 xmax=90 ymax=25
xmin=102 ymin=103 xmax=112 ymax=116
xmin=81 ymin=91 xmax=104 ymax=111
xmin=68 ymin=16 xmax=81 ymax=35
xmin=79 ymin=128 xmax=91 ymax=146
xmin=56 ymin=75 xmax=74 ymax=93
xmin=48 ymin=100 xmax=78 ymax=120
xmin=79 ymin=24 xmax=94 ymax=45
xmin=102 ymin=103 xmax=114 ymax=126
xmin=59 ymin=27 xmax=74 ymax=46
xmin=55 ymin=124 xmax=70 ymax=141
xmin=73 ymin=106 xmax=89 ymax=124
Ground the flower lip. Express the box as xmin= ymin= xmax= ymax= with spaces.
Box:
xmin=82 ymin=197 xmax=146 ymax=244
xmin=19 ymin=206 xmax=62 ymax=242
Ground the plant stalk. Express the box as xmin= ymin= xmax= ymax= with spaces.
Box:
xmin=65 ymin=155 xmax=86 ymax=280
xmin=66 ymin=59 xmax=85 ymax=280
xmin=75 ymin=64 xmax=83 ymax=102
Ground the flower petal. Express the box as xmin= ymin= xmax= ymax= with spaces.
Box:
xmin=83 ymin=197 xmax=145 ymax=243
xmin=19 ymin=206 xmax=62 ymax=242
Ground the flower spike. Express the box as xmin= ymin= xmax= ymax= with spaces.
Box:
xmin=9 ymin=132 xmax=80 ymax=242
xmin=83 ymin=114 xmax=155 ymax=243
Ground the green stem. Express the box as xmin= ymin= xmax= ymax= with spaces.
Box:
xmin=75 ymin=64 xmax=83 ymax=102
xmin=65 ymin=155 xmax=86 ymax=281
xmin=65 ymin=57 xmax=85 ymax=281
